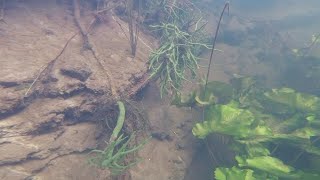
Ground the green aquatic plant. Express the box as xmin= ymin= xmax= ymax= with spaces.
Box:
xmin=170 ymin=81 xmax=228 ymax=108
xmin=112 ymin=101 xmax=126 ymax=140
xmin=192 ymin=102 xmax=272 ymax=139
xmin=261 ymin=87 xmax=320 ymax=114
xmin=164 ymin=2 xmax=320 ymax=178
xmin=171 ymin=75 xmax=258 ymax=107
xmin=173 ymin=76 xmax=320 ymax=179
xmin=147 ymin=0 xmax=210 ymax=97
xmin=88 ymin=101 xmax=149 ymax=176
xmin=148 ymin=23 xmax=210 ymax=97
xmin=215 ymin=166 xmax=255 ymax=180
xmin=236 ymin=156 xmax=299 ymax=178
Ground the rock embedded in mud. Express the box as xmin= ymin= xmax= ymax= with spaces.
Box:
xmin=151 ymin=131 xmax=173 ymax=141
xmin=60 ymin=66 xmax=92 ymax=82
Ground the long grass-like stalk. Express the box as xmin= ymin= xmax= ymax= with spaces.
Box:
xmin=203 ymin=2 xmax=229 ymax=98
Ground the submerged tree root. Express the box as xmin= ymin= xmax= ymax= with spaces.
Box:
xmin=73 ymin=0 xmax=116 ymax=98
xmin=25 ymin=33 xmax=78 ymax=97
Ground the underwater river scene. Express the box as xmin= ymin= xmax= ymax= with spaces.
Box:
xmin=1 ymin=0 xmax=320 ymax=180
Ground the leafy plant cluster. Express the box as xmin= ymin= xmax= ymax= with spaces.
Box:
xmin=88 ymin=101 xmax=149 ymax=176
xmin=145 ymin=0 xmax=211 ymax=97
xmin=173 ymin=77 xmax=320 ymax=179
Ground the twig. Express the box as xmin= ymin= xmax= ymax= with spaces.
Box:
xmin=25 ymin=33 xmax=78 ymax=97
xmin=73 ymin=0 xmax=91 ymax=49
xmin=127 ymin=0 xmax=140 ymax=57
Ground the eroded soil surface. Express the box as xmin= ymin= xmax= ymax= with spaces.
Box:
xmin=0 ymin=0 xmax=157 ymax=179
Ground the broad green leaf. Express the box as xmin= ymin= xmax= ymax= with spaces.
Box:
xmin=192 ymin=104 xmax=254 ymax=138
xmin=292 ymin=127 xmax=320 ymax=139
xmin=191 ymin=80 xmax=320 ymax=180
xmin=215 ymin=167 xmax=255 ymax=180
xmin=236 ymin=156 xmax=300 ymax=178
xmin=263 ymin=88 xmax=320 ymax=114
xmin=245 ymin=144 xmax=270 ymax=157
xmin=192 ymin=103 xmax=272 ymax=139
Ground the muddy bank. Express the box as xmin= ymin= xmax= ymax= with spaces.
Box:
xmin=0 ymin=0 xmax=153 ymax=179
